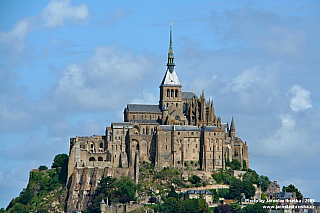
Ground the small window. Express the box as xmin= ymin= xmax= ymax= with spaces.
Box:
xmin=178 ymin=132 xmax=180 ymax=135
xmin=91 ymin=144 xmax=94 ymax=149
xmin=164 ymin=131 xmax=167 ymax=135
xmin=100 ymin=142 xmax=103 ymax=148
xmin=191 ymin=132 xmax=194 ymax=135
xmin=166 ymin=145 xmax=168 ymax=149
xmin=133 ymin=115 xmax=135 ymax=119
xmin=187 ymin=132 xmax=189 ymax=136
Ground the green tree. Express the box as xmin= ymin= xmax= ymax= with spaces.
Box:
xmin=228 ymin=179 xmax=243 ymax=200
xmin=18 ymin=188 xmax=34 ymax=205
xmin=168 ymin=186 xmax=179 ymax=200
xmin=164 ymin=197 xmax=177 ymax=212
xmin=243 ymin=169 xmax=259 ymax=185
xmin=214 ymin=204 xmax=231 ymax=213
xmin=230 ymin=159 xmax=241 ymax=170
xmin=282 ymin=184 xmax=303 ymax=200
xmin=242 ymin=160 xmax=247 ymax=171
xmin=189 ymin=174 xmax=201 ymax=184
xmin=258 ymin=175 xmax=270 ymax=192
xmin=52 ymin=153 xmax=68 ymax=168
xmin=242 ymin=202 xmax=267 ymax=213
xmin=10 ymin=203 xmax=27 ymax=213
xmin=184 ymin=199 xmax=197 ymax=213
xmin=113 ymin=176 xmax=137 ymax=201
xmin=38 ymin=165 xmax=48 ymax=171
xmin=242 ymin=180 xmax=255 ymax=199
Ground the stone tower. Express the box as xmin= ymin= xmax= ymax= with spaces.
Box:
xmin=159 ymin=22 xmax=182 ymax=112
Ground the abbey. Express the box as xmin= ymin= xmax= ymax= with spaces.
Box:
xmin=67 ymin=24 xmax=249 ymax=192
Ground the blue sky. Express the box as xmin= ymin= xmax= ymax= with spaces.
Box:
xmin=1 ymin=0 xmax=320 ymax=208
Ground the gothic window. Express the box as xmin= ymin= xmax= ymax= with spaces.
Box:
xmin=98 ymin=157 xmax=103 ymax=161
xmin=171 ymin=90 xmax=174 ymax=97
xmin=167 ymin=90 xmax=170 ymax=97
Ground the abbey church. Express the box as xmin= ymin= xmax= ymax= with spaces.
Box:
xmin=66 ymin=24 xmax=249 ymax=210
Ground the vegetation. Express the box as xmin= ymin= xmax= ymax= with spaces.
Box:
xmin=211 ymin=170 xmax=237 ymax=185
xmin=242 ymin=202 xmax=267 ymax=213
xmin=4 ymin=154 xmax=68 ymax=213
xmin=87 ymin=176 xmax=137 ymax=213
xmin=282 ymin=184 xmax=303 ymax=200
xmin=151 ymin=196 xmax=209 ymax=213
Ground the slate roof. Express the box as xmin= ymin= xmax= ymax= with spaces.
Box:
xmin=159 ymin=125 xmax=201 ymax=131
xmin=111 ymin=122 xmax=133 ymax=129
xmin=203 ymin=126 xmax=220 ymax=132
xmin=181 ymin=92 xmax=196 ymax=99
xmin=277 ymin=192 xmax=294 ymax=199
xmin=185 ymin=190 xmax=213 ymax=195
xmin=126 ymin=104 xmax=161 ymax=113
xmin=131 ymin=120 xmax=159 ymax=124
xmin=160 ymin=67 xmax=181 ymax=86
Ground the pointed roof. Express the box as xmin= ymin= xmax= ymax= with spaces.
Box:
xmin=160 ymin=21 xmax=181 ymax=87
xmin=230 ymin=116 xmax=235 ymax=131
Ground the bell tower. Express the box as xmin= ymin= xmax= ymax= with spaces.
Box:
xmin=159 ymin=21 xmax=182 ymax=111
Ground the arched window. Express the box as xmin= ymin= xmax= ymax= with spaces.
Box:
xmin=98 ymin=157 xmax=103 ymax=161
xmin=171 ymin=89 xmax=174 ymax=97
xmin=100 ymin=142 xmax=103 ymax=148
xmin=89 ymin=157 xmax=96 ymax=161
xmin=91 ymin=143 xmax=94 ymax=149
xmin=175 ymin=89 xmax=178 ymax=97
xmin=167 ymin=90 xmax=170 ymax=97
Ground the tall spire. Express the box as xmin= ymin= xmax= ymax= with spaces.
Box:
xmin=167 ymin=21 xmax=175 ymax=67
xmin=230 ymin=116 xmax=236 ymax=137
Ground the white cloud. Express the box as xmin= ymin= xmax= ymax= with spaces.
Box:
xmin=50 ymin=44 xmax=156 ymax=111
xmin=131 ymin=90 xmax=158 ymax=104
xmin=289 ymin=84 xmax=312 ymax=112
xmin=96 ymin=7 xmax=132 ymax=27
xmin=0 ymin=17 xmax=36 ymax=50
xmin=40 ymin=0 xmax=89 ymax=28
xmin=0 ymin=0 xmax=90 ymax=52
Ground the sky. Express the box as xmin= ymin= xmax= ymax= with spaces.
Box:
xmin=0 ymin=0 xmax=320 ymax=208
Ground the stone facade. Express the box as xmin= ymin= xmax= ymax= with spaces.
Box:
xmin=66 ymin=24 xmax=249 ymax=212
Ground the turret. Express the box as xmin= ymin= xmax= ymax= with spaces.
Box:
xmin=230 ymin=116 xmax=236 ymax=137
xmin=159 ymin=21 xmax=182 ymax=111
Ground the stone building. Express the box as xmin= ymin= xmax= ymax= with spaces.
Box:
xmin=66 ymin=23 xmax=249 ymax=212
